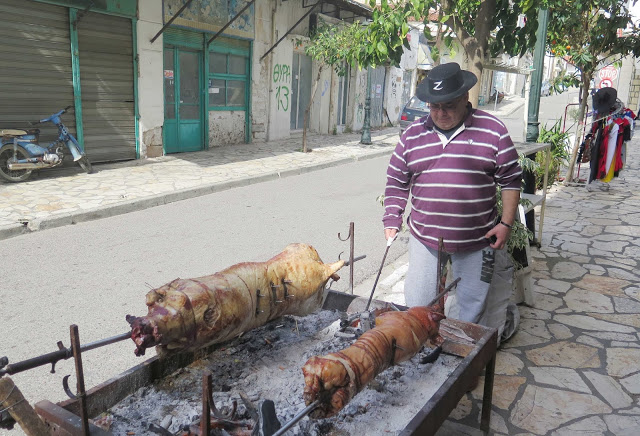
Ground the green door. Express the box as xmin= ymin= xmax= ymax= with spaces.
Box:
xmin=163 ymin=47 xmax=203 ymax=153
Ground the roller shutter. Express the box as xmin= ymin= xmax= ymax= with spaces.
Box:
xmin=78 ymin=12 xmax=136 ymax=162
xmin=0 ymin=0 xmax=76 ymax=145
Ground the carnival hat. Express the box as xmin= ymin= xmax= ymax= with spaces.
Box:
xmin=416 ymin=62 xmax=478 ymax=103
xmin=593 ymin=87 xmax=617 ymax=114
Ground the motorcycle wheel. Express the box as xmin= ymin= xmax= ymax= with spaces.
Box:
xmin=0 ymin=144 xmax=32 ymax=182
xmin=78 ymin=155 xmax=93 ymax=174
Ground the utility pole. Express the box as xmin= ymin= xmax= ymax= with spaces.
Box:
xmin=360 ymin=67 xmax=372 ymax=144
xmin=524 ymin=7 xmax=550 ymax=243
xmin=526 ymin=8 xmax=550 ymax=142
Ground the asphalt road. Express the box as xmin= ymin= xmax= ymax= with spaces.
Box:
xmin=0 ymin=155 xmax=409 ymax=435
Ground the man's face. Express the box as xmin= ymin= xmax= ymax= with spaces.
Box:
xmin=429 ymin=93 xmax=469 ymax=130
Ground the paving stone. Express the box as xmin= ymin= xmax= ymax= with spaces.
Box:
xmin=581 ymin=225 xmax=604 ymax=238
xmin=448 ymin=393 xmax=472 ymax=420
xmin=520 ymin=318 xmax=552 ymax=339
xmin=625 ymin=286 xmax=640 ymax=301
xmin=495 ymin=351 xmax=525 ymax=375
xmin=529 ymin=367 xmax=591 ymax=393
xmin=604 ymin=225 xmax=640 ymax=237
xmin=525 ymin=341 xmax=601 ymax=369
xmin=532 ymin=294 xmax=565 ymax=312
xmin=502 ymin=329 xmax=551 ymax=349
xmin=551 ymin=261 xmax=587 ymax=280
xmin=550 ymin=415 xmax=607 ymax=436
xmin=435 ymin=420 xmax=484 ymax=436
xmin=564 ymin=288 xmax=614 ymax=313
xmin=606 ymin=348 xmax=640 ymax=377
xmin=613 ymin=340 xmax=640 ymax=347
xmin=588 ymin=313 xmax=640 ymax=328
xmin=577 ymin=335 xmax=604 ymax=349
xmin=602 ymin=414 xmax=640 ymax=435
xmin=510 ymin=385 xmax=611 ymax=434
xmin=571 ymin=275 xmax=629 ymax=297
xmin=620 ymin=373 xmax=640 ymax=395
xmin=583 ymin=331 xmax=638 ymax=342
xmin=612 ymin=295 xmax=640 ymax=313
xmin=584 ymin=371 xmax=633 ymax=409
xmin=554 ymin=314 xmax=637 ymax=333
xmin=606 ymin=268 xmax=640 ymax=282
xmin=487 ymin=410 xmax=509 ymax=434
xmin=518 ymin=306 xmax=552 ymax=320
xmin=595 ymin=256 xmax=637 ymax=268
xmin=536 ymin=278 xmax=571 ymax=293
xmin=547 ymin=323 xmax=574 ymax=340
xmin=561 ymin=241 xmax=590 ymax=255
xmin=471 ymin=375 xmax=526 ymax=410
xmin=584 ymin=264 xmax=606 ymax=275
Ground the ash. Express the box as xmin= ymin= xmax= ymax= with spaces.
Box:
xmin=105 ymin=310 xmax=460 ymax=435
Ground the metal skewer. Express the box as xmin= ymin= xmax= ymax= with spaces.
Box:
xmin=364 ymin=235 xmax=396 ymax=311
xmin=270 ymin=399 xmax=321 ymax=436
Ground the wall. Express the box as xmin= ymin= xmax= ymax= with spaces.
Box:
xmin=137 ymin=0 xmax=165 ymax=158
xmin=350 ymin=67 xmax=368 ymax=132
xmin=209 ymin=112 xmax=246 ymax=145
xmin=254 ymin=0 xmax=313 ymax=141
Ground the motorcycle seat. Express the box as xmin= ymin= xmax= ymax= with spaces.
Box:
xmin=0 ymin=129 xmax=28 ymax=137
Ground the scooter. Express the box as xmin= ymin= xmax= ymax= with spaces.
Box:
xmin=0 ymin=106 xmax=92 ymax=182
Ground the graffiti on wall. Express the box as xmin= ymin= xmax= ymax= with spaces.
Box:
xmin=273 ymin=64 xmax=291 ymax=112
xmin=321 ymin=79 xmax=329 ymax=97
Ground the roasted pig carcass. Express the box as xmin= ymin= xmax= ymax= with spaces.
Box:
xmin=127 ymin=243 xmax=344 ymax=356
xmin=302 ymin=305 xmax=445 ymax=418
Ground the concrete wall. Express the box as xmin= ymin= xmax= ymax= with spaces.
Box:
xmin=209 ymin=112 xmax=246 ymax=146
xmin=137 ymin=0 xmax=165 ymax=158
xmin=350 ymin=67 xmax=368 ymax=132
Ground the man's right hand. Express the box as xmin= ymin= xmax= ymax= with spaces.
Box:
xmin=384 ymin=228 xmax=398 ymax=241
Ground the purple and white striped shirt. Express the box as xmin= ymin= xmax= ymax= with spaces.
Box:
xmin=383 ymin=107 xmax=522 ymax=252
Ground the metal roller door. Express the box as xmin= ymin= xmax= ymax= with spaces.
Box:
xmin=0 ymin=0 xmax=76 ymax=145
xmin=78 ymin=12 xmax=136 ymax=162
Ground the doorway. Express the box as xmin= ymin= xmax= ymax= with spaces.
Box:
xmin=337 ymin=63 xmax=350 ymax=130
xmin=163 ymin=47 xmax=204 ymax=153
xmin=290 ymin=53 xmax=312 ymax=130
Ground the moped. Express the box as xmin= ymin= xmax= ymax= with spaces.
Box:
xmin=0 ymin=106 xmax=92 ymax=182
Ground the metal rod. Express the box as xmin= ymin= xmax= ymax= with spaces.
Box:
xmin=427 ymin=277 xmax=461 ymax=307
xmin=271 ymin=399 xmax=320 ymax=436
xmin=364 ymin=237 xmax=395 ymax=312
xmin=207 ymin=0 xmax=256 ymax=46
xmin=343 ymin=254 xmax=366 ymax=267
xmin=150 ymin=0 xmax=195 ymax=43
xmin=201 ymin=371 xmax=211 ymax=436
xmin=69 ymin=325 xmax=89 ymax=436
xmin=0 ymin=331 xmax=130 ymax=377
xmin=260 ymin=3 xmax=320 ymax=61
xmin=349 ymin=222 xmax=354 ymax=294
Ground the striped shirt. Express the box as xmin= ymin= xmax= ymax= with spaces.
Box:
xmin=383 ymin=106 xmax=522 ymax=252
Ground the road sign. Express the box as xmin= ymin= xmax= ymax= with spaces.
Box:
xmin=599 ymin=79 xmax=613 ymax=88
xmin=598 ymin=66 xmax=618 ymax=81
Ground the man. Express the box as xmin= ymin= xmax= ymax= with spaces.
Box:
xmin=383 ymin=62 xmax=522 ymax=324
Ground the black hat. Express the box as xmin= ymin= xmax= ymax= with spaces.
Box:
xmin=416 ymin=63 xmax=478 ymax=103
xmin=593 ymin=87 xmax=617 ymax=114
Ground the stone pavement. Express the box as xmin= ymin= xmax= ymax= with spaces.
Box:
xmin=363 ymin=136 xmax=640 ymax=434
xmin=0 ymin=128 xmax=401 ymax=240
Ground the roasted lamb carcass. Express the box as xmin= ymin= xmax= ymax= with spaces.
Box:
xmin=127 ymin=243 xmax=344 ymax=356
xmin=302 ymin=304 xmax=445 ymax=418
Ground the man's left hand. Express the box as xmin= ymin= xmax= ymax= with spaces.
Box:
xmin=485 ymin=224 xmax=511 ymax=250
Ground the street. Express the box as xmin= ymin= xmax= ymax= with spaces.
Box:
xmin=0 ymin=155 xmax=408 ymax=429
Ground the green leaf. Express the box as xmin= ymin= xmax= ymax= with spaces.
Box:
xmin=377 ymin=41 xmax=388 ymax=55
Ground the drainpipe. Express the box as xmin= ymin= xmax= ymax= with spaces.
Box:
xmin=265 ymin=0 xmax=278 ymax=141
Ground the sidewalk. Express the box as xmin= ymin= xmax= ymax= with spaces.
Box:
xmin=0 ymin=128 xmax=400 ymax=241
xmin=357 ymin=135 xmax=640 ymax=434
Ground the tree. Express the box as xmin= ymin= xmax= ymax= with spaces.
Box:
xmin=361 ymin=0 xmax=541 ymax=106
xmin=545 ymin=0 xmax=640 ymax=184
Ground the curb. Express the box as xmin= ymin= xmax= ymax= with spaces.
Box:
xmin=0 ymin=148 xmax=393 ymax=241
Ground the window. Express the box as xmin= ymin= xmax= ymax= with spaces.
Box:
xmin=208 ymin=41 xmax=250 ymax=110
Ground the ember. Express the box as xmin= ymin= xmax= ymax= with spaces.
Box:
xmin=104 ymin=310 xmax=460 ymax=435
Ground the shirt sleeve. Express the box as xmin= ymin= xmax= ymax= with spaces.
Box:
xmin=383 ymin=139 xmax=411 ymax=229
xmin=495 ymin=132 xmax=522 ymax=190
